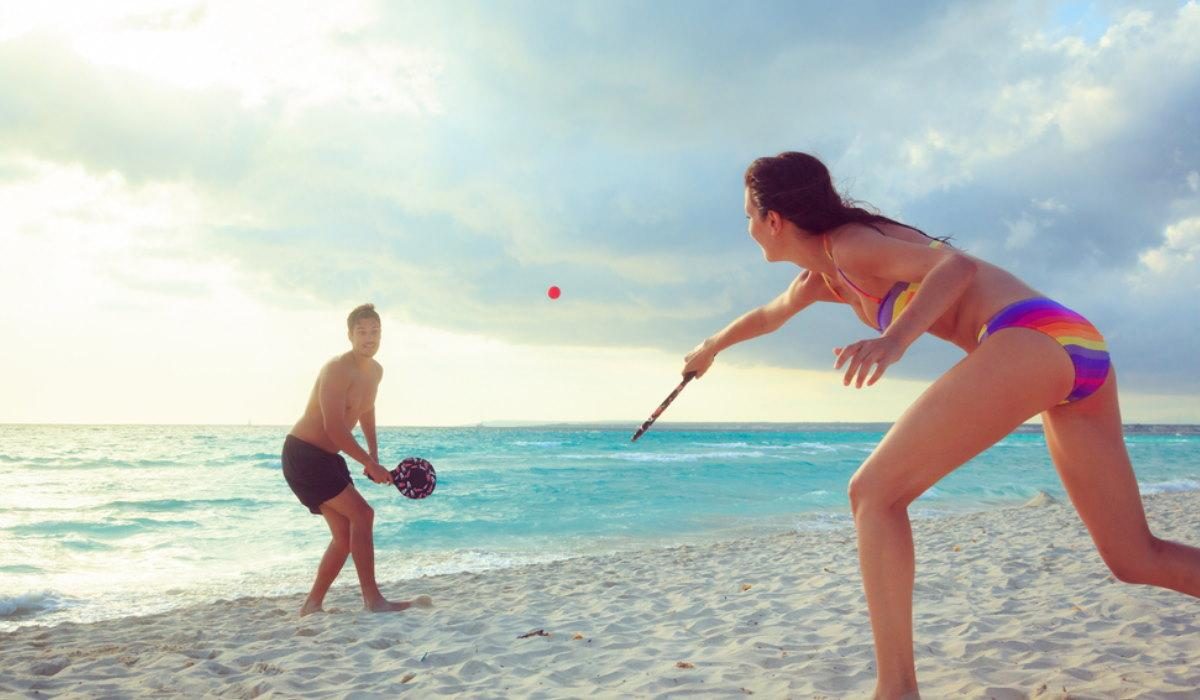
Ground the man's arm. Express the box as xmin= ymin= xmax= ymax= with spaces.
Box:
xmin=362 ymin=363 xmax=382 ymax=462
xmin=361 ymin=407 xmax=378 ymax=463
xmin=318 ymin=363 xmax=388 ymax=483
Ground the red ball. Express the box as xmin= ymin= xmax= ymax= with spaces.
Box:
xmin=547 ymin=285 xmax=561 ymax=300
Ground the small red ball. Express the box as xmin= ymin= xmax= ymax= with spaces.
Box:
xmin=547 ymin=285 xmax=561 ymax=300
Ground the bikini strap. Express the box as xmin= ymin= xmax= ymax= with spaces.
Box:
xmin=824 ymin=235 xmax=884 ymax=304
xmin=821 ymin=272 xmax=846 ymax=302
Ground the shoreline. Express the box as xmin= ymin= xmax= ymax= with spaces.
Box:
xmin=0 ymin=489 xmax=1133 ymax=634
xmin=3 ymin=491 xmax=1199 ymax=697
xmin=4 ymin=422 xmax=1199 ymax=432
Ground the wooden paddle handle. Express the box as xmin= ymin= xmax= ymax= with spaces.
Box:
xmin=631 ymin=372 xmax=696 ymax=442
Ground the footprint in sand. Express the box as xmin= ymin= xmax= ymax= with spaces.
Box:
xmin=30 ymin=656 xmax=70 ymax=676
xmin=203 ymin=660 xmax=239 ymax=676
xmin=366 ymin=638 xmax=396 ymax=650
xmin=240 ymin=681 xmax=271 ymax=699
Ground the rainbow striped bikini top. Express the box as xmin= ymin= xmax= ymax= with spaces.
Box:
xmin=821 ymin=232 xmax=945 ymax=332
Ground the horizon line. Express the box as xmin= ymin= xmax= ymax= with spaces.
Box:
xmin=2 ymin=421 xmax=1199 ymax=430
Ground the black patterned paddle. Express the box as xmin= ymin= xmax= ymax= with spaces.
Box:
xmin=631 ymin=372 xmax=697 ymax=442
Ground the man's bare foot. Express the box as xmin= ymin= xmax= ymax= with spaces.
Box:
xmin=365 ymin=594 xmax=433 ymax=613
xmin=366 ymin=598 xmax=412 ymax=612
xmin=299 ymin=599 xmax=324 ymax=617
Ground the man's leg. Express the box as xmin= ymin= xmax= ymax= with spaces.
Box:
xmin=300 ymin=502 xmax=352 ymax=616
xmin=321 ymin=484 xmax=415 ymax=612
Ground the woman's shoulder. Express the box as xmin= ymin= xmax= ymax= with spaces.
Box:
xmin=823 ymin=222 xmax=886 ymax=256
xmin=829 ymin=220 xmax=939 ymax=250
xmin=827 ymin=220 xmax=958 ymax=281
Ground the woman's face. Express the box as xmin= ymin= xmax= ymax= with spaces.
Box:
xmin=744 ymin=188 xmax=774 ymax=261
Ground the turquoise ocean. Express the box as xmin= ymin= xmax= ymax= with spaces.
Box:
xmin=2 ymin=423 xmax=1197 ymax=632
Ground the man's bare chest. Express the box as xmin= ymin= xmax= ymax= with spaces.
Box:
xmin=344 ymin=379 xmax=377 ymax=413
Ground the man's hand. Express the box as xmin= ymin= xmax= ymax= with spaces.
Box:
xmin=364 ymin=461 xmax=393 ymax=486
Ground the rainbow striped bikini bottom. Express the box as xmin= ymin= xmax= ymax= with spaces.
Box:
xmin=976 ymin=298 xmax=1110 ymax=405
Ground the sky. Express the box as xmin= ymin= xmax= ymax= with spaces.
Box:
xmin=0 ymin=0 xmax=1197 ymax=425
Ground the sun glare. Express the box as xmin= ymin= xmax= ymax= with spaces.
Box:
xmin=1 ymin=0 xmax=443 ymax=114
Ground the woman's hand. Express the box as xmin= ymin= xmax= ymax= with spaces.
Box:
xmin=833 ymin=336 xmax=908 ymax=388
xmin=683 ymin=339 xmax=718 ymax=379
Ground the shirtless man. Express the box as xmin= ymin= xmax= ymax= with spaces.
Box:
xmin=282 ymin=303 xmax=424 ymax=615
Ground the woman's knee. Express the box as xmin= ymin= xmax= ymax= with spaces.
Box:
xmin=848 ymin=469 xmax=912 ymax=516
xmin=1098 ymin=535 xmax=1162 ymax=585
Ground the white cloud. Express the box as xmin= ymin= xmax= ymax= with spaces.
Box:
xmin=875 ymin=2 xmax=1200 ymax=199
xmin=1 ymin=0 xmax=444 ymax=115
xmin=1004 ymin=213 xmax=1039 ymax=250
xmin=1033 ymin=197 xmax=1069 ymax=213
xmin=2 ymin=1 xmax=1200 ymax=413
xmin=0 ymin=157 xmax=226 ymax=313
xmin=1055 ymin=84 xmax=1126 ymax=150
xmin=1132 ymin=216 xmax=1200 ymax=283
xmin=1097 ymin=9 xmax=1155 ymax=51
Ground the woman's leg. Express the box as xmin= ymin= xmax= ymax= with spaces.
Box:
xmin=1043 ymin=368 xmax=1200 ymax=595
xmin=849 ymin=328 xmax=1072 ymax=698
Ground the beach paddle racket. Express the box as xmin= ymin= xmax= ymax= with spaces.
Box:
xmin=631 ymin=372 xmax=696 ymax=442
xmin=391 ymin=457 xmax=437 ymax=499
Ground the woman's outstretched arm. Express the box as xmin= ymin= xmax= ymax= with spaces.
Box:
xmin=683 ymin=270 xmax=828 ymax=378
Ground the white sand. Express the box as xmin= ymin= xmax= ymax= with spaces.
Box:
xmin=3 ymin=491 xmax=1198 ymax=698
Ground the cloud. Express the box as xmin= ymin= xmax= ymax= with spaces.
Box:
xmin=1133 ymin=216 xmax=1200 ymax=280
xmin=1 ymin=0 xmax=1198 ymax=395
xmin=1033 ymin=197 xmax=1069 ymax=213
xmin=0 ymin=34 xmax=266 ymax=184
xmin=0 ymin=157 xmax=224 ymax=314
xmin=1005 ymin=214 xmax=1040 ymax=250
xmin=3 ymin=0 xmax=442 ymax=113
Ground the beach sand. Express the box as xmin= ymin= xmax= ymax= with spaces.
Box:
xmin=2 ymin=491 xmax=1198 ymax=699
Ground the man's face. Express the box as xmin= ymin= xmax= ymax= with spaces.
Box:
xmin=349 ymin=319 xmax=382 ymax=357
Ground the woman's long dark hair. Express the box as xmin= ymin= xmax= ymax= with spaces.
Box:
xmin=744 ymin=152 xmax=941 ymax=241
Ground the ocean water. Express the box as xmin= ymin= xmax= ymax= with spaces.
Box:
xmin=1 ymin=423 xmax=1197 ymax=631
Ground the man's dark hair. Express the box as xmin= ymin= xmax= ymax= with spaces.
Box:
xmin=347 ymin=303 xmax=380 ymax=331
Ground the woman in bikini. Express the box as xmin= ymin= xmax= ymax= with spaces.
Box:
xmin=682 ymin=151 xmax=1200 ymax=699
